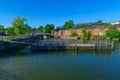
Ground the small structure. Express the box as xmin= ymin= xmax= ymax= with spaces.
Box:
xmin=111 ymin=21 xmax=120 ymax=25
xmin=31 ymin=39 xmax=114 ymax=51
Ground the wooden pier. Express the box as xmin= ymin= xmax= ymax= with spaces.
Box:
xmin=31 ymin=39 xmax=114 ymax=51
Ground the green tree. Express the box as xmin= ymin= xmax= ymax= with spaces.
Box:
xmin=32 ymin=27 xmax=37 ymax=34
xmin=37 ymin=26 xmax=43 ymax=32
xmin=11 ymin=16 xmax=27 ymax=34
xmin=56 ymin=26 xmax=61 ymax=30
xmin=106 ymin=27 xmax=120 ymax=39
xmin=44 ymin=24 xmax=54 ymax=33
xmin=0 ymin=25 xmax=4 ymax=33
xmin=63 ymin=20 xmax=74 ymax=29
xmin=82 ymin=27 xmax=91 ymax=40
xmin=23 ymin=24 xmax=32 ymax=34
xmin=5 ymin=27 xmax=14 ymax=35
xmin=96 ymin=20 xmax=102 ymax=25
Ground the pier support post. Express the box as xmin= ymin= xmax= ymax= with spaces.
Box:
xmin=100 ymin=42 xmax=102 ymax=49
xmin=94 ymin=41 xmax=96 ymax=50
xmin=111 ymin=41 xmax=114 ymax=49
xmin=106 ymin=40 xmax=108 ymax=49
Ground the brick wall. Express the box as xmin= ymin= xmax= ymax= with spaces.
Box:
xmin=53 ymin=28 xmax=120 ymax=37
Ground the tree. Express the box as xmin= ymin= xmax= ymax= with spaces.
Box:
xmin=106 ymin=27 xmax=120 ymax=39
xmin=32 ymin=27 xmax=37 ymax=34
xmin=56 ymin=26 xmax=62 ymax=30
xmin=23 ymin=24 xmax=32 ymax=34
xmin=44 ymin=24 xmax=54 ymax=33
xmin=63 ymin=20 xmax=74 ymax=29
xmin=82 ymin=27 xmax=91 ymax=40
xmin=96 ymin=20 xmax=102 ymax=25
xmin=11 ymin=16 xmax=27 ymax=34
xmin=5 ymin=27 xmax=14 ymax=35
xmin=37 ymin=26 xmax=43 ymax=32
xmin=0 ymin=25 xmax=4 ymax=33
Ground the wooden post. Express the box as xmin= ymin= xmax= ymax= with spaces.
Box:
xmin=106 ymin=41 xmax=108 ymax=49
xmin=100 ymin=42 xmax=102 ymax=49
xmin=73 ymin=43 xmax=77 ymax=51
xmin=111 ymin=41 xmax=114 ymax=49
xmin=94 ymin=41 xmax=96 ymax=50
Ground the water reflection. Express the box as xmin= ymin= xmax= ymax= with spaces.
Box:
xmin=0 ymin=49 xmax=113 ymax=58
xmin=0 ymin=42 xmax=120 ymax=80
xmin=0 ymin=49 xmax=120 ymax=80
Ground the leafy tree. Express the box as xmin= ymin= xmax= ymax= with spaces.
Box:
xmin=32 ymin=27 xmax=37 ymax=34
xmin=23 ymin=24 xmax=32 ymax=34
xmin=11 ymin=16 xmax=27 ymax=34
xmin=96 ymin=20 xmax=102 ymax=25
xmin=82 ymin=27 xmax=91 ymax=40
xmin=63 ymin=20 xmax=74 ymax=29
xmin=73 ymin=20 xmax=112 ymax=29
xmin=56 ymin=26 xmax=62 ymax=30
xmin=44 ymin=24 xmax=54 ymax=33
xmin=5 ymin=27 xmax=15 ymax=35
xmin=106 ymin=27 xmax=120 ymax=38
xmin=37 ymin=26 xmax=43 ymax=32
xmin=0 ymin=25 xmax=4 ymax=33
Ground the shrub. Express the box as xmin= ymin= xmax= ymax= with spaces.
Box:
xmin=70 ymin=31 xmax=78 ymax=37
xmin=106 ymin=27 xmax=120 ymax=39
xmin=82 ymin=27 xmax=91 ymax=40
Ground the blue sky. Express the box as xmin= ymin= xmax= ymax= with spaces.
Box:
xmin=0 ymin=0 xmax=120 ymax=27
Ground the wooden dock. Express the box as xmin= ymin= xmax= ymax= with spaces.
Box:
xmin=31 ymin=39 xmax=114 ymax=51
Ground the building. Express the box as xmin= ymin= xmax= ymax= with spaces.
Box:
xmin=111 ymin=21 xmax=120 ymax=25
xmin=52 ymin=26 xmax=120 ymax=37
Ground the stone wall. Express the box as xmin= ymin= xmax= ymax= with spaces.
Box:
xmin=53 ymin=28 xmax=120 ymax=37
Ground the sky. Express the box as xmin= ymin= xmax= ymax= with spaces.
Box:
xmin=0 ymin=0 xmax=120 ymax=28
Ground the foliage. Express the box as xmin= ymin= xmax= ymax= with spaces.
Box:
xmin=37 ymin=26 xmax=43 ymax=32
xmin=105 ymin=27 xmax=120 ymax=38
xmin=11 ymin=16 xmax=27 ymax=34
xmin=0 ymin=35 xmax=30 ymax=41
xmin=69 ymin=31 xmax=78 ymax=37
xmin=23 ymin=24 xmax=32 ymax=34
xmin=73 ymin=20 xmax=112 ymax=29
xmin=32 ymin=27 xmax=37 ymax=34
xmin=44 ymin=24 xmax=54 ymax=33
xmin=63 ymin=20 xmax=74 ymax=29
xmin=93 ymin=35 xmax=106 ymax=40
xmin=6 ymin=16 xmax=33 ymax=35
xmin=82 ymin=27 xmax=91 ymax=40
xmin=56 ymin=26 xmax=61 ymax=30
xmin=0 ymin=25 xmax=4 ymax=33
xmin=5 ymin=27 xmax=15 ymax=35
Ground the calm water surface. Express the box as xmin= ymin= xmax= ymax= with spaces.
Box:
xmin=0 ymin=44 xmax=120 ymax=80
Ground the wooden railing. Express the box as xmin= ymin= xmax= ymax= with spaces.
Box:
xmin=34 ymin=39 xmax=114 ymax=50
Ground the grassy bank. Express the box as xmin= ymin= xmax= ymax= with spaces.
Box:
xmin=0 ymin=35 xmax=30 ymax=41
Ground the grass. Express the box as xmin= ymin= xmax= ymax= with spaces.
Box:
xmin=0 ymin=35 xmax=30 ymax=41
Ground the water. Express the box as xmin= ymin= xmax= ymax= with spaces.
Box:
xmin=0 ymin=44 xmax=120 ymax=80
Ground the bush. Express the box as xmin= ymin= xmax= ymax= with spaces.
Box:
xmin=82 ymin=27 xmax=91 ymax=40
xmin=106 ymin=27 xmax=120 ymax=39
xmin=93 ymin=35 xmax=106 ymax=40
xmin=70 ymin=31 xmax=78 ymax=37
